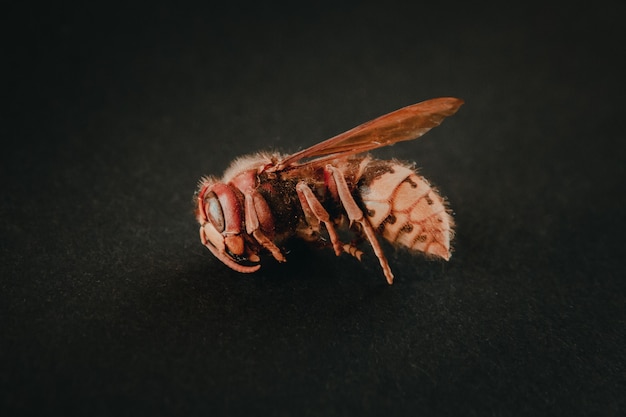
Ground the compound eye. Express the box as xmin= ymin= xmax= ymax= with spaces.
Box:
xmin=204 ymin=191 xmax=225 ymax=232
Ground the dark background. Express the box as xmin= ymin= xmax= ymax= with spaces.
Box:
xmin=2 ymin=1 xmax=625 ymax=416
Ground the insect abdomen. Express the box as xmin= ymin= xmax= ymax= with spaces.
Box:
xmin=358 ymin=161 xmax=453 ymax=259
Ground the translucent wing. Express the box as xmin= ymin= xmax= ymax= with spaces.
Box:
xmin=271 ymin=97 xmax=463 ymax=171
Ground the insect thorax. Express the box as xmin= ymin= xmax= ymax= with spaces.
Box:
xmin=256 ymin=175 xmax=305 ymax=237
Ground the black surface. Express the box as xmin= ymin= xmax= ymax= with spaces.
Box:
xmin=2 ymin=2 xmax=625 ymax=416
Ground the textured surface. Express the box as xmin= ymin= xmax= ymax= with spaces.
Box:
xmin=2 ymin=2 xmax=625 ymax=416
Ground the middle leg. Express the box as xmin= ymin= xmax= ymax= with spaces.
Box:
xmin=296 ymin=181 xmax=343 ymax=257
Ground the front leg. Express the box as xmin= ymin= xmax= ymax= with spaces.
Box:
xmin=244 ymin=191 xmax=286 ymax=263
xmin=326 ymin=165 xmax=394 ymax=284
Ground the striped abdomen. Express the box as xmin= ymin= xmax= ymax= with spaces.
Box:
xmin=358 ymin=160 xmax=453 ymax=259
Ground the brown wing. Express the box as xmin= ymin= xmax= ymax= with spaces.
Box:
xmin=271 ymin=97 xmax=464 ymax=171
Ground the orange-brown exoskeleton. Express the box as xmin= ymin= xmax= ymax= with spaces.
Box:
xmin=195 ymin=97 xmax=463 ymax=284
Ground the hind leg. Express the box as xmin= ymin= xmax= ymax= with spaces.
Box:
xmin=325 ymin=165 xmax=394 ymax=284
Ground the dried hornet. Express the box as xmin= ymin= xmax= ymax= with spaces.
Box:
xmin=195 ymin=97 xmax=463 ymax=284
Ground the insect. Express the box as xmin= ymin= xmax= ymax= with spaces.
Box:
xmin=195 ymin=97 xmax=463 ymax=284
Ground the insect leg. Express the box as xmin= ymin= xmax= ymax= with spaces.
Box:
xmin=252 ymin=229 xmax=286 ymax=262
xmin=244 ymin=192 xmax=286 ymax=263
xmin=295 ymin=181 xmax=343 ymax=256
xmin=326 ymin=165 xmax=394 ymax=284
xmin=342 ymin=243 xmax=364 ymax=260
